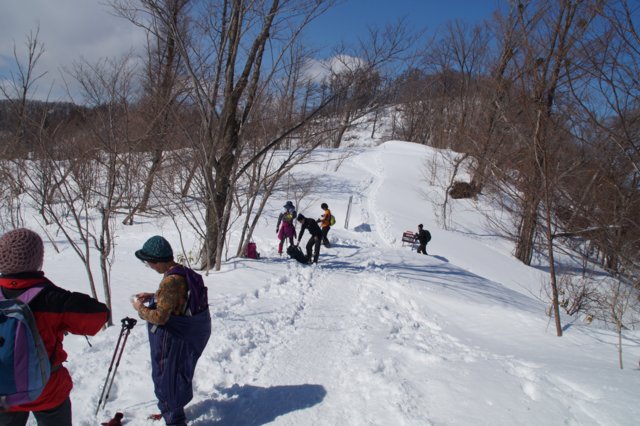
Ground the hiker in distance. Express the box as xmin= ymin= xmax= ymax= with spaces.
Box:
xmin=317 ymin=202 xmax=332 ymax=248
xmin=415 ymin=224 xmax=431 ymax=255
xmin=296 ymin=213 xmax=324 ymax=264
xmin=276 ymin=201 xmax=297 ymax=255
xmin=132 ymin=236 xmax=211 ymax=426
xmin=0 ymin=228 xmax=110 ymax=426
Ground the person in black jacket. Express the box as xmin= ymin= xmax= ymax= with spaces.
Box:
xmin=415 ymin=224 xmax=431 ymax=255
xmin=296 ymin=213 xmax=323 ymax=264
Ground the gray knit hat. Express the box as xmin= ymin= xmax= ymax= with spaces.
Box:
xmin=135 ymin=235 xmax=173 ymax=262
xmin=0 ymin=228 xmax=44 ymax=274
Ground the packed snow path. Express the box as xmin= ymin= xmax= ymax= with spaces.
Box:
xmin=60 ymin=142 xmax=638 ymax=425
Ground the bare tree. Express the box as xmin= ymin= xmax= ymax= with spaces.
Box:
xmin=324 ymin=21 xmax=414 ymax=148
xmin=497 ymin=0 xmax=599 ymax=335
xmin=391 ymin=67 xmax=437 ymax=144
xmin=135 ymin=0 xmax=328 ymax=270
xmin=111 ymin=0 xmax=414 ymax=271
xmin=41 ymin=156 xmax=102 ymax=303
xmin=468 ymin=8 xmax=519 ymax=193
xmin=30 ymin=55 xmax=140 ymax=326
xmin=0 ymin=29 xmax=63 ymax=230
xmin=566 ymin=0 xmax=640 ymax=276
xmin=0 ymin=27 xmax=47 ymax=155
xmin=591 ymin=277 xmax=639 ymax=369
xmin=326 ymin=65 xmax=382 ymax=148
xmin=0 ymin=30 xmax=44 ymax=231
xmin=116 ymin=0 xmax=190 ymax=225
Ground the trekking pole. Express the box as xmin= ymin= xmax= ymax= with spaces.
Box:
xmin=95 ymin=317 xmax=137 ymax=415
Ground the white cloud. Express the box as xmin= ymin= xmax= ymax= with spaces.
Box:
xmin=302 ymin=54 xmax=365 ymax=84
xmin=0 ymin=0 xmax=146 ymax=102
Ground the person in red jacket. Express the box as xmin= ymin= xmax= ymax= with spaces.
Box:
xmin=0 ymin=228 xmax=110 ymax=426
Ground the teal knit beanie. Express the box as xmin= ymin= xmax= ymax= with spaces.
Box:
xmin=135 ymin=236 xmax=173 ymax=262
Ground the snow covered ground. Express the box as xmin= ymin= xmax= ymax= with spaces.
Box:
xmin=26 ymin=138 xmax=640 ymax=425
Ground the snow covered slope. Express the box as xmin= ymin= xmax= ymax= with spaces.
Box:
xmin=34 ymin=141 xmax=639 ymax=425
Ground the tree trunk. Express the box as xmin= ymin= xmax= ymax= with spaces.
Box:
xmin=180 ymin=162 xmax=198 ymax=197
xmin=515 ymin=105 xmax=546 ymax=266
xmin=617 ymin=320 xmax=623 ymax=369
xmin=543 ymin=190 xmax=562 ymax=336
xmin=123 ymin=148 xmax=164 ymax=225
xmin=99 ymin=208 xmax=114 ymax=327
xmin=201 ymin=119 xmax=238 ymax=270
xmin=515 ymin=188 xmax=540 ymax=265
xmin=333 ymin=110 xmax=351 ymax=148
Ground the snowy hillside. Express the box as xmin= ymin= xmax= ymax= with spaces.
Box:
xmin=28 ymin=139 xmax=640 ymax=425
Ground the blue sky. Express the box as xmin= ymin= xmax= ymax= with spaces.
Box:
xmin=0 ymin=0 xmax=504 ymax=101
xmin=306 ymin=0 xmax=504 ymax=52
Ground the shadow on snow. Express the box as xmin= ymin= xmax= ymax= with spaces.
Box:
xmin=188 ymin=383 xmax=326 ymax=425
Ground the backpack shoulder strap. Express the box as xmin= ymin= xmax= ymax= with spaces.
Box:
xmin=0 ymin=283 xmax=47 ymax=304
xmin=18 ymin=285 xmax=47 ymax=304
xmin=165 ymin=265 xmax=194 ymax=315
xmin=166 ymin=265 xmax=186 ymax=277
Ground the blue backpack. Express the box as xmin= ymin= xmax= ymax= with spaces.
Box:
xmin=0 ymin=285 xmax=51 ymax=409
